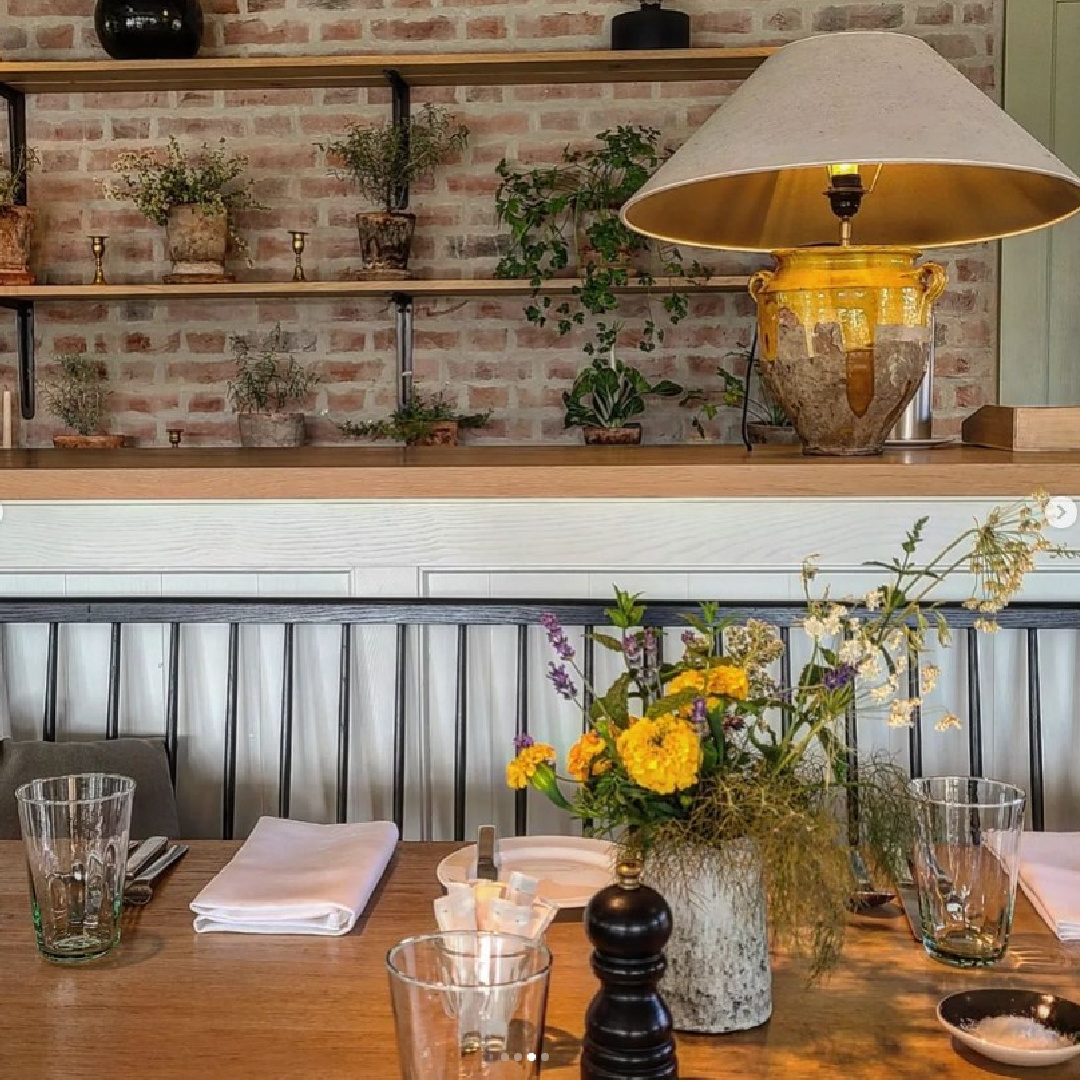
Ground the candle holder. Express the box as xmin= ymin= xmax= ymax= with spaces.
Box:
xmin=166 ymin=425 xmax=184 ymax=448
xmin=89 ymin=235 xmax=108 ymax=285
xmin=290 ymin=231 xmax=308 ymax=282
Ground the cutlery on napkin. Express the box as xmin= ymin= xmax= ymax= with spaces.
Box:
xmin=1018 ymin=831 xmax=1080 ymax=942
xmin=190 ymin=817 xmax=398 ymax=936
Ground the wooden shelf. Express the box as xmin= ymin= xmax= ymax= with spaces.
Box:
xmin=0 ymin=48 xmax=772 ymax=96
xmin=0 ymin=276 xmax=750 ymax=302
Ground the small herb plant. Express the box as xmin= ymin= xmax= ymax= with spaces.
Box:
xmin=0 ymin=147 xmax=41 ymax=208
xmin=495 ymin=125 xmax=706 ymax=358
xmin=227 ymin=324 xmax=320 ymax=414
xmin=42 ymin=354 xmax=108 ymax=435
xmin=684 ymin=346 xmax=791 ymax=437
xmin=338 ymin=391 xmax=491 ymax=445
xmin=317 ymin=104 xmax=470 ymax=213
xmin=563 ymin=353 xmax=682 ymax=431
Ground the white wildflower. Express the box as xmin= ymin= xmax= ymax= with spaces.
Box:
xmin=821 ymin=604 xmax=845 ymax=636
xmin=885 ymin=629 xmax=905 ymax=653
xmin=974 ymin=618 xmax=1001 ymax=634
xmin=839 ymin=637 xmax=869 ymax=666
xmin=858 ymin=654 xmax=884 ymax=682
xmin=887 ymin=697 xmax=921 ymax=728
xmin=801 ymin=557 xmax=819 ymax=583
xmin=863 ymin=588 xmax=884 ymax=611
xmin=920 ymin=664 xmax=939 ymax=695
xmin=802 ymin=616 xmax=826 ymax=641
xmin=935 ymin=711 xmax=962 ymax=732
xmin=870 ymin=674 xmax=900 ymax=703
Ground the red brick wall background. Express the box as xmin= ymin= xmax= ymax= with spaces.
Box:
xmin=0 ymin=1 xmax=1001 ymax=447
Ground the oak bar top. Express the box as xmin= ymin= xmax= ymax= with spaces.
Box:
xmin=0 ymin=445 xmax=1079 ymax=501
xmin=2 ymin=840 xmax=1078 ymax=1079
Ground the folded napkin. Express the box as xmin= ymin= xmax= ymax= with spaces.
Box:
xmin=1018 ymin=831 xmax=1080 ymax=942
xmin=191 ymin=817 xmax=398 ymax=936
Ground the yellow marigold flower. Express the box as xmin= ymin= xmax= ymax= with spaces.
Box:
xmin=567 ymin=731 xmax=610 ymax=782
xmin=506 ymin=742 xmax=557 ymax=790
xmin=666 ymin=670 xmax=705 ymax=696
xmin=706 ymin=664 xmax=749 ymax=701
xmin=616 ymin=714 xmax=702 ymax=795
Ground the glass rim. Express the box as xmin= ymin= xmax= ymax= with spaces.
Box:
xmin=910 ymin=775 xmax=1026 ymax=809
xmin=14 ymin=772 xmax=136 ymax=807
xmin=386 ymin=930 xmax=553 ymax=992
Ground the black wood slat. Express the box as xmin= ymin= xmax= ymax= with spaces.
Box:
xmin=42 ymin=622 xmax=59 ymax=742
xmin=278 ymin=624 xmax=295 ymax=820
xmin=779 ymin=625 xmax=792 ymax=737
xmin=582 ymin=626 xmax=595 ymax=733
xmin=393 ymin=625 xmax=407 ymax=834
xmin=514 ymin=624 xmax=529 ymax=838
xmin=165 ymin=623 xmax=180 ymax=787
xmin=966 ymin=628 xmax=983 ymax=776
xmin=453 ymin=625 xmax=468 ymax=843
xmin=1027 ymin=629 xmax=1045 ymax=831
xmin=223 ymin=623 xmax=240 ymax=841
xmin=105 ymin=622 xmax=122 ymax=740
xmin=907 ymin=645 xmax=923 ymax=779
xmin=336 ymin=624 xmax=352 ymax=825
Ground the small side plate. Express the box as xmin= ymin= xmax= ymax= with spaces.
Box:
xmin=883 ymin=437 xmax=959 ymax=449
xmin=938 ymin=989 xmax=1080 ymax=1067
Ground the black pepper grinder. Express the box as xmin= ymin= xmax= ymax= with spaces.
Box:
xmin=581 ymin=859 xmax=677 ymax=1080
xmin=611 ymin=1 xmax=691 ymax=51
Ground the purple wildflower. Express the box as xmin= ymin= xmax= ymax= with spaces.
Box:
xmin=681 ymin=629 xmax=701 ymax=648
xmin=723 ymin=713 xmax=746 ymax=733
xmin=622 ymin=633 xmax=642 ymax=663
xmin=643 ymin=628 xmax=659 ymax=665
xmin=513 ymin=733 xmax=535 ymax=753
xmin=547 ymin=662 xmax=578 ymax=700
xmin=689 ymin=696 xmax=709 ymax=735
xmin=823 ymin=663 xmax=857 ymax=691
xmin=540 ymin=611 xmax=575 ymax=661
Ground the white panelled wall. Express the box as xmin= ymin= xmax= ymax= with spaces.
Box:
xmin=4 ymin=496 xmax=1080 ymax=837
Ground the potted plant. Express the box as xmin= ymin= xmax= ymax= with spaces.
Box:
xmin=338 ymin=391 xmax=490 ymax=447
xmin=0 ymin=148 xmax=41 ymax=285
xmin=564 ymin=352 xmax=681 ymax=444
xmin=42 ymin=353 xmax=124 ymax=449
xmin=104 ymin=137 xmax=266 ymax=283
xmin=317 ymin=104 xmax=469 ymax=281
xmin=227 ymin=324 xmax=320 ymax=448
xmin=495 ymin=125 xmax=704 ymax=359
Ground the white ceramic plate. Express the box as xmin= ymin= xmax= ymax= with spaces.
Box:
xmin=883 ymin=437 xmax=959 ymax=449
xmin=437 ymin=836 xmax=617 ymax=909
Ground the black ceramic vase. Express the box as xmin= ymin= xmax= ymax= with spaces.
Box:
xmin=94 ymin=0 xmax=205 ymax=60
xmin=611 ymin=0 xmax=690 ymax=50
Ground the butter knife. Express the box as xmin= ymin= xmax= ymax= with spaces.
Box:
xmin=125 ymin=835 xmax=169 ymax=880
xmin=476 ymin=825 xmax=499 ymax=881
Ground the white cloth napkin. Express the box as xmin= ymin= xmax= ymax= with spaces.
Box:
xmin=1018 ymin=831 xmax=1080 ymax=942
xmin=191 ymin=817 xmax=399 ymax=936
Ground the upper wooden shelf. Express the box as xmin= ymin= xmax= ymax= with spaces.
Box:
xmin=0 ymin=275 xmax=750 ymax=302
xmin=0 ymin=48 xmax=773 ymax=96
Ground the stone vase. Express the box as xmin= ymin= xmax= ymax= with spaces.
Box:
xmin=0 ymin=206 xmax=34 ymax=284
xmin=165 ymin=204 xmax=231 ymax=283
xmin=355 ymin=211 xmax=416 ymax=280
xmin=237 ymin=412 xmax=305 ymax=448
xmin=643 ymin=844 xmax=772 ymax=1034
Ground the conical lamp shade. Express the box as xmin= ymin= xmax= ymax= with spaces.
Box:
xmin=622 ymin=31 xmax=1080 ymax=251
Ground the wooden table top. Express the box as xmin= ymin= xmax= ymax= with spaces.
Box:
xmin=2 ymin=841 xmax=1079 ymax=1079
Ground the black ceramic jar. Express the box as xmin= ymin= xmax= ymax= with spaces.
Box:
xmin=611 ymin=0 xmax=690 ymax=50
xmin=94 ymin=0 xmax=205 ymax=60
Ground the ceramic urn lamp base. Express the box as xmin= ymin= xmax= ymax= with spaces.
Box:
xmin=0 ymin=270 xmax=34 ymax=285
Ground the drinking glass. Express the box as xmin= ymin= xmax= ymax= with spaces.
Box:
xmin=387 ymin=931 xmax=552 ymax=1079
xmin=16 ymin=773 xmax=135 ymax=963
xmin=911 ymin=776 xmax=1026 ymax=967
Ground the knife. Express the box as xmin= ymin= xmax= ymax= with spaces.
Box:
xmin=896 ymin=877 xmax=926 ymax=942
xmin=126 ymin=835 xmax=169 ymax=880
xmin=476 ymin=825 xmax=499 ymax=881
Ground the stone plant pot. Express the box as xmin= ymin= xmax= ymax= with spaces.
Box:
xmin=165 ymin=204 xmax=231 ymax=283
xmin=0 ymin=205 xmax=34 ymax=284
xmin=238 ymin=412 xmax=305 ymax=448
xmin=355 ymin=211 xmax=416 ymax=281
xmin=747 ymin=422 xmax=800 ymax=446
xmin=583 ymin=425 xmax=642 ymax=446
xmin=53 ymin=434 xmax=125 ymax=449
xmin=408 ymin=420 xmax=458 ymax=447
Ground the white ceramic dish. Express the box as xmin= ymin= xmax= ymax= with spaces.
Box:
xmin=883 ymin=437 xmax=959 ymax=449
xmin=437 ymin=836 xmax=617 ymax=909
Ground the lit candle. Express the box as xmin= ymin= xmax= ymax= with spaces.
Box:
xmin=2 ymin=390 xmax=11 ymax=449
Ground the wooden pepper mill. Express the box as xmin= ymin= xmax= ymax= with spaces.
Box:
xmin=581 ymin=858 xmax=677 ymax=1079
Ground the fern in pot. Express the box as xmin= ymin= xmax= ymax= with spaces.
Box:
xmin=338 ymin=391 xmax=490 ymax=447
xmin=43 ymin=353 xmax=124 ymax=449
xmin=317 ymin=104 xmax=469 ymax=281
xmin=227 ymin=324 xmax=320 ymax=448
xmin=0 ymin=148 xmax=41 ymax=285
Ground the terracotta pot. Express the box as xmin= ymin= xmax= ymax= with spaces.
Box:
xmin=746 ymin=422 xmax=800 ymax=446
xmin=0 ymin=205 xmax=34 ymax=284
xmin=238 ymin=411 xmax=305 ymax=448
xmin=408 ymin=420 xmax=458 ymax=447
xmin=52 ymin=433 xmax=125 ymax=449
xmin=583 ymin=425 xmax=642 ymax=446
xmin=355 ymin=211 xmax=416 ymax=280
xmin=165 ymin=204 xmax=230 ymax=283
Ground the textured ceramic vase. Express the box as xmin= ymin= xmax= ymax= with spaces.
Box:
xmin=749 ymin=247 xmax=947 ymax=457
xmin=165 ymin=205 xmax=230 ymax=283
xmin=355 ymin=212 xmax=416 ymax=280
xmin=94 ymin=0 xmax=204 ymax=59
xmin=237 ymin=412 xmax=305 ymax=448
xmin=0 ymin=206 xmax=34 ymax=284
xmin=643 ymin=845 xmax=772 ymax=1034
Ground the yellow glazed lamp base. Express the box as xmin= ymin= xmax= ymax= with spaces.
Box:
xmin=749 ymin=247 xmax=947 ymax=456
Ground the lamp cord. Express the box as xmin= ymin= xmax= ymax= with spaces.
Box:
xmin=741 ymin=325 xmax=759 ymax=452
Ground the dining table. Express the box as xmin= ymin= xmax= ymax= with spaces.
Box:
xmin=1 ymin=839 xmax=1079 ymax=1079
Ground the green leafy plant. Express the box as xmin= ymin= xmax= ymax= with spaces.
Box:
xmin=227 ymin=324 xmax=320 ymax=414
xmin=0 ymin=147 xmax=41 ymax=208
xmin=338 ymin=391 xmax=491 ymax=446
xmin=495 ymin=125 xmax=707 ymax=358
xmin=563 ymin=353 xmax=681 ymax=430
xmin=42 ymin=354 xmax=108 ymax=435
xmin=317 ymin=104 xmax=470 ymax=213
xmin=683 ymin=345 xmax=791 ymax=437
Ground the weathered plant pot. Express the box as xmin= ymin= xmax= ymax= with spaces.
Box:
xmin=355 ymin=211 xmax=416 ymax=281
xmin=53 ymin=434 xmax=125 ymax=449
xmin=408 ymin=420 xmax=458 ymax=447
xmin=749 ymin=247 xmax=947 ymax=456
xmin=747 ymin=422 xmax=800 ymax=446
xmin=165 ymin=204 xmax=231 ymax=283
xmin=643 ymin=844 xmax=772 ymax=1034
xmin=0 ymin=205 xmax=34 ymax=284
xmin=238 ymin=411 xmax=305 ymax=448
xmin=583 ymin=425 xmax=642 ymax=446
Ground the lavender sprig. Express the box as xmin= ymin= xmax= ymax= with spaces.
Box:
xmin=547 ymin=662 xmax=577 ymax=700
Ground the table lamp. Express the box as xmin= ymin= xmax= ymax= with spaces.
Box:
xmin=622 ymin=32 xmax=1080 ymax=455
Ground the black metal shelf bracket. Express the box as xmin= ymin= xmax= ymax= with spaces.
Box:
xmin=392 ymin=292 xmax=414 ymax=408
xmin=383 ymin=68 xmax=411 ymax=212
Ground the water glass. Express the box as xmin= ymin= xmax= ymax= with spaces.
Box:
xmin=387 ymin=931 xmax=552 ymax=1079
xmin=911 ymin=776 xmax=1026 ymax=967
xmin=16 ymin=773 xmax=135 ymax=963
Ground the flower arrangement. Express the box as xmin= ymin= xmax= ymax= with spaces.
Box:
xmin=0 ymin=147 xmax=40 ymax=208
xmin=508 ymin=496 xmax=1067 ymax=972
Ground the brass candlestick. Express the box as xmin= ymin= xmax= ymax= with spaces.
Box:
xmin=166 ymin=425 xmax=184 ymax=448
xmin=290 ymin=231 xmax=308 ymax=282
xmin=89 ymin=235 xmax=108 ymax=285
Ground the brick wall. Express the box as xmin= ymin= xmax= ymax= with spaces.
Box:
xmin=0 ymin=0 xmax=1001 ymax=447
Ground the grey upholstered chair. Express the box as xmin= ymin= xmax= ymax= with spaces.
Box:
xmin=0 ymin=738 xmax=180 ymax=840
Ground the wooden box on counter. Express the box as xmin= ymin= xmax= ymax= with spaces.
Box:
xmin=962 ymin=405 xmax=1080 ymax=451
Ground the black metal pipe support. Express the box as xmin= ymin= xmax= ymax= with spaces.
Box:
xmin=383 ymin=69 xmax=411 ymax=211
xmin=392 ymin=292 xmax=414 ymax=408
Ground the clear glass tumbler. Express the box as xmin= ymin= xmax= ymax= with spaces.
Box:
xmin=911 ymin=776 xmax=1026 ymax=967
xmin=16 ymin=772 xmax=135 ymax=963
xmin=387 ymin=931 xmax=552 ymax=1079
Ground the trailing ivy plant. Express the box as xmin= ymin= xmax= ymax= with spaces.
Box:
xmin=563 ymin=352 xmax=682 ymax=431
xmin=495 ymin=125 xmax=707 ymax=358
xmin=227 ymin=324 xmax=320 ymax=414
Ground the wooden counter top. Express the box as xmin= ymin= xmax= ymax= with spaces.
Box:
xmin=0 ymin=445 xmax=1077 ymax=500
